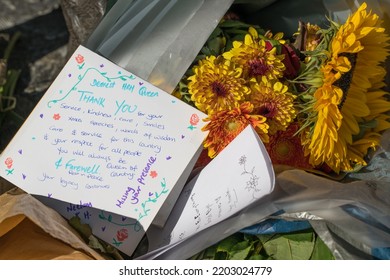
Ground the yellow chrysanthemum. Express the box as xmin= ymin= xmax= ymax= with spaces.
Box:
xmin=264 ymin=30 xmax=286 ymax=45
xmin=304 ymin=23 xmax=322 ymax=51
xmin=300 ymin=2 xmax=390 ymax=173
xmin=293 ymin=22 xmax=322 ymax=64
xmin=294 ymin=22 xmax=321 ymax=47
xmin=251 ymin=79 xmax=297 ymax=134
xmin=202 ymin=102 xmax=269 ymax=158
xmin=188 ymin=55 xmax=250 ymax=115
xmin=223 ymin=27 xmax=285 ymax=82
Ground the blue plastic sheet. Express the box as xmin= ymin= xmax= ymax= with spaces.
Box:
xmin=240 ymin=217 xmax=312 ymax=235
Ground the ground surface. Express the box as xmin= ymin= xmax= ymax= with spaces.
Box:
xmin=0 ymin=0 xmax=69 ymax=150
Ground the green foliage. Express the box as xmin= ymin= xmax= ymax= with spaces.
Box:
xmin=262 ymin=231 xmax=315 ymax=259
xmin=68 ymin=216 xmax=124 ymax=260
xmin=198 ymin=19 xmax=265 ymax=63
xmin=0 ymin=32 xmax=24 ymax=132
xmin=190 ymin=229 xmax=335 ymax=260
xmin=310 ymin=234 xmax=335 ymax=260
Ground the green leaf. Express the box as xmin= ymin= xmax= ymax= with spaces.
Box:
xmin=190 ymin=245 xmax=217 ymax=260
xmin=88 ymin=235 xmax=107 ymax=253
xmin=263 ymin=231 xmax=315 ymax=260
xmin=88 ymin=235 xmax=125 ymax=260
xmin=230 ymin=240 xmax=253 ymax=260
xmin=215 ymin=251 xmax=228 ymax=260
xmin=200 ymin=46 xmax=212 ymax=56
xmin=207 ymin=37 xmax=226 ymax=56
xmin=219 ymin=20 xmax=252 ymax=29
xmin=207 ymin=27 xmax=223 ymax=40
xmin=203 ymin=245 xmax=218 ymax=259
xmin=226 ymin=29 xmax=250 ymax=36
xmin=249 ymin=254 xmax=270 ymax=260
xmin=216 ymin=233 xmax=243 ymax=253
xmin=68 ymin=216 xmax=92 ymax=241
xmin=310 ymin=236 xmax=335 ymax=260
xmin=2 ymin=32 xmax=21 ymax=60
xmin=255 ymin=234 xmax=275 ymax=244
xmin=285 ymin=230 xmax=315 ymax=242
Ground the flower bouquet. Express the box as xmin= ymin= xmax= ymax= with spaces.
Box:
xmin=152 ymin=2 xmax=390 ymax=260
xmin=176 ymin=2 xmax=389 ymax=177
xmin=76 ymin=0 xmax=390 ymax=260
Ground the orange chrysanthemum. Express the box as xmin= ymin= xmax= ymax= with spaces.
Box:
xmin=202 ymin=102 xmax=269 ymax=158
xmin=265 ymin=122 xmax=312 ymax=169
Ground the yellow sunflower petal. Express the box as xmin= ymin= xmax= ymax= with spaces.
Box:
xmin=300 ymin=2 xmax=390 ymax=173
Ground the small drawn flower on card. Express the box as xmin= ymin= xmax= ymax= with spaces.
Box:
xmin=75 ymin=54 xmax=85 ymax=69
xmin=75 ymin=54 xmax=84 ymax=64
xmin=150 ymin=170 xmax=158 ymax=178
xmin=53 ymin=113 xmax=61 ymax=120
xmin=4 ymin=157 xmax=13 ymax=169
xmin=188 ymin=113 xmax=200 ymax=130
xmin=116 ymin=228 xmax=129 ymax=242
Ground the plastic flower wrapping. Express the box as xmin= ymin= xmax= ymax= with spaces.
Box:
xmin=175 ymin=2 xmax=390 ymax=176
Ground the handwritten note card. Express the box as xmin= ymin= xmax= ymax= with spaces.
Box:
xmin=0 ymin=45 xmax=207 ymax=254
xmin=147 ymin=125 xmax=275 ymax=251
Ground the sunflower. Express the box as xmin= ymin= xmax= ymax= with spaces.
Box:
xmin=362 ymin=67 xmax=390 ymax=133
xmin=187 ymin=55 xmax=250 ymax=115
xmin=223 ymin=27 xmax=285 ymax=82
xmin=347 ymin=67 xmax=390 ymax=166
xmin=202 ymin=102 xmax=269 ymax=158
xmin=347 ymin=132 xmax=381 ymax=169
xmin=251 ymin=79 xmax=297 ymax=134
xmin=298 ymin=2 xmax=390 ymax=173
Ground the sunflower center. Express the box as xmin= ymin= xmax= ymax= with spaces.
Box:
xmin=211 ymin=81 xmax=229 ymax=97
xmin=257 ymin=102 xmax=277 ymax=118
xmin=248 ymin=59 xmax=269 ymax=77
xmin=335 ymin=53 xmax=357 ymax=110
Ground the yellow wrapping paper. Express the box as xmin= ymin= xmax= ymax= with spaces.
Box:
xmin=0 ymin=188 xmax=104 ymax=260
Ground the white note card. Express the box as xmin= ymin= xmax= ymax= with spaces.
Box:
xmin=0 ymin=45 xmax=207 ymax=255
xmin=147 ymin=125 xmax=275 ymax=251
